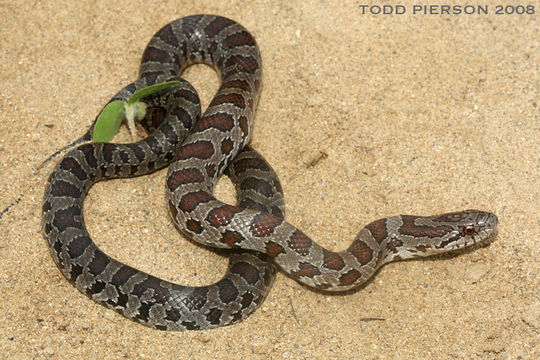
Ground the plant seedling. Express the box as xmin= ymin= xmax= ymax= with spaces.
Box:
xmin=92 ymin=81 xmax=180 ymax=142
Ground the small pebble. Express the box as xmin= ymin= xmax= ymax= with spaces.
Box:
xmin=464 ymin=263 xmax=490 ymax=282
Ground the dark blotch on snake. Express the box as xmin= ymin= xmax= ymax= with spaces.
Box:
xmin=86 ymin=280 xmax=106 ymax=297
xmin=249 ymin=213 xmax=282 ymax=237
xmin=59 ymin=157 xmax=87 ymax=181
xmin=221 ymin=138 xmax=235 ymax=155
xmin=240 ymin=177 xmax=275 ymax=198
xmin=52 ymin=206 xmax=82 ymax=231
xmin=174 ymin=140 xmax=215 ymax=161
xmin=287 ymin=230 xmax=312 ymax=256
xmin=400 ymin=215 xmax=452 ymax=238
xmin=265 ymin=241 xmax=286 ymax=257
xmin=322 ymin=249 xmax=346 ymax=271
xmin=205 ymin=308 xmax=223 ymax=325
xmin=204 ymin=16 xmax=234 ymax=37
xmin=111 ymin=266 xmax=138 ymax=287
xmin=230 ymin=261 xmax=260 ymax=285
xmin=87 ymin=250 xmax=111 ymax=276
xmin=192 ymin=112 xmax=235 ymax=132
xmin=185 ymin=219 xmax=204 ymax=234
xmin=222 ymin=31 xmax=256 ymax=49
xmin=220 ymin=230 xmax=243 ymax=247
xmin=78 ymin=144 xmax=98 ymax=168
xmin=206 ymin=205 xmax=241 ymax=227
xmin=293 ymin=263 xmax=322 ymax=278
xmin=339 ymin=269 xmax=362 ymax=287
xmin=67 ymin=234 xmax=92 ymax=258
xmin=217 ymin=279 xmax=239 ymax=303
xmin=178 ymin=191 xmax=214 ymax=213
xmin=167 ymin=168 xmax=205 ymax=190
xmin=209 ymin=93 xmax=246 ymax=109
xmin=348 ymin=240 xmax=374 ymax=265
xmin=50 ymin=180 xmax=82 ymax=198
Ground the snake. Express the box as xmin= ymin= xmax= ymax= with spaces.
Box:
xmin=43 ymin=15 xmax=498 ymax=330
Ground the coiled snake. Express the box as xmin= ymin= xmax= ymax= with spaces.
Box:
xmin=42 ymin=15 xmax=498 ymax=331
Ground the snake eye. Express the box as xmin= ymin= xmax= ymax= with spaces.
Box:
xmin=462 ymin=225 xmax=475 ymax=236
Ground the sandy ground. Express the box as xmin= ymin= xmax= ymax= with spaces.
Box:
xmin=0 ymin=1 xmax=538 ymax=359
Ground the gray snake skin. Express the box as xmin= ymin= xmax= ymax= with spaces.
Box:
xmin=43 ymin=15 xmax=498 ymax=330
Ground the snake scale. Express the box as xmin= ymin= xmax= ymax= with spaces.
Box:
xmin=43 ymin=15 xmax=498 ymax=331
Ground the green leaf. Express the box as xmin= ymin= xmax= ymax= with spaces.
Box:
xmin=127 ymin=80 xmax=180 ymax=105
xmin=92 ymin=101 xmax=125 ymax=142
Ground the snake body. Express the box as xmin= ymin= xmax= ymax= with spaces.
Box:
xmin=43 ymin=15 xmax=498 ymax=330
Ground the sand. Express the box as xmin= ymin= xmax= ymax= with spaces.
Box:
xmin=0 ymin=1 xmax=538 ymax=359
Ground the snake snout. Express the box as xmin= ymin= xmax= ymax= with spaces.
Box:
xmin=471 ymin=210 xmax=498 ymax=239
xmin=484 ymin=212 xmax=498 ymax=235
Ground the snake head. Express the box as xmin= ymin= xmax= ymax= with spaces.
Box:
xmin=383 ymin=209 xmax=498 ymax=263
xmin=429 ymin=209 xmax=498 ymax=249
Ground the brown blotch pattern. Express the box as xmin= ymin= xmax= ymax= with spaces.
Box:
xmin=239 ymin=177 xmax=273 ymax=198
xmin=287 ymin=230 xmax=312 ymax=256
xmin=265 ymin=241 xmax=286 ymax=257
xmin=220 ymin=231 xmax=243 ymax=247
xmin=132 ymin=275 xmax=170 ymax=302
xmin=222 ymin=31 xmax=256 ymax=49
xmin=339 ymin=269 xmax=362 ymax=286
xmin=67 ymin=235 xmax=92 ymax=258
xmin=179 ymin=191 xmax=214 ymax=213
xmin=240 ymin=292 xmax=255 ymax=308
xmin=230 ymin=261 xmax=260 ymax=285
xmin=87 ymin=249 xmax=110 ymax=276
xmin=221 ymin=79 xmax=251 ymax=91
xmin=217 ymin=279 xmax=239 ymax=303
xmin=154 ymin=24 xmax=179 ymax=48
xmin=140 ymin=107 xmax=166 ymax=133
xmin=78 ymin=143 xmax=98 ymax=168
xmin=400 ymin=215 xmax=452 ymax=238
xmin=293 ymin=263 xmax=321 ymax=278
xmin=249 ymin=213 xmax=282 ymax=237
xmin=192 ymin=112 xmax=234 ymax=132
xmin=50 ymin=180 xmax=82 ymax=198
xmin=59 ymin=157 xmax=87 ymax=181
xmin=141 ymin=46 xmax=173 ymax=65
xmin=204 ymin=16 xmax=234 ymax=37
xmin=167 ymin=168 xmax=205 ymax=191
xmin=206 ymin=205 xmax=241 ymax=227
xmin=209 ymin=93 xmax=246 ymax=109
xmin=225 ymin=55 xmax=260 ymax=73
xmin=231 ymin=156 xmax=267 ymax=174
xmin=322 ymin=249 xmax=346 ymax=270
xmin=387 ymin=237 xmax=403 ymax=253
xmin=221 ymin=138 xmax=234 ymax=155
xmin=111 ymin=265 xmax=139 ymax=286
xmin=415 ymin=244 xmax=430 ymax=252
xmin=168 ymin=200 xmax=178 ymax=220
xmin=204 ymin=308 xmax=222 ymax=325
xmin=348 ymin=240 xmax=374 ymax=265
xmin=238 ymin=116 xmax=249 ymax=138
xmin=185 ymin=219 xmax=203 ymax=234
xmin=174 ymin=141 xmax=214 ymax=161
xmin=170 ymin=104 xmax=194 ymax=130
xmin=365 ymin=218 xmax=388 ymax=244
